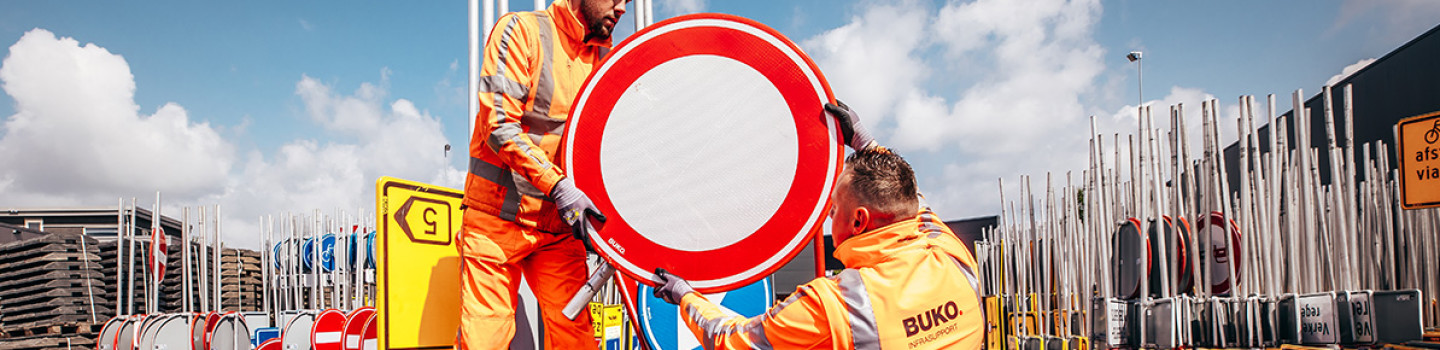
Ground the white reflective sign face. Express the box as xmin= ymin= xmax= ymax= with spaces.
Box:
xmin=600 ymin=54 xmax=798 ymax=252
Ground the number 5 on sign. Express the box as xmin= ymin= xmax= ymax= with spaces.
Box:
xmin=376 ymin=177 xmax=464 ymax=350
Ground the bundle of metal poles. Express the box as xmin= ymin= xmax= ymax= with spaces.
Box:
xmin=977 ymin=85 xmax=1438 ymax=350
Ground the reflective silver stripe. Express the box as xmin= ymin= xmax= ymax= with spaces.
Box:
xmin=469 ymin=156 xmax=504 ymax=182
xmin=684 ymin=304 xmax=756 ymax=350
xmin=521 ymin=111 xmax=566 ymax=136
xmin=477 ymin=75 xmax=529 ymax=99
xmin=470 ymin=157 xmax=552 ymax=200
xmin=834 ymin=269 xmax=880 ymax=349
xmin=745 ymin=317 xmax=774 ymax=350
xmin=951 ymin=257 xmax=981 ymax=297
xmin=509 ymin=172 xmax=550 ymax=200
xmin=528 ymin=13 xmax=557 ymax=124
xmin=494 ymin=167 xmax=521 ymax=222
xmin=951 ymin=256 xmax=987 ymax=348
xmin=468 ymin=157 xmax=550 ymax=221
xmin=490 ymin=15 xmax=522 ymax=126
xmin=680 ymin=297 xmax=781 ymax=350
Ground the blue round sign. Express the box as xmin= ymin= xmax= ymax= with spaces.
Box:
xmin=365 ymin=230 xmax=376 ymax=269
xmin=272 ymin=240 xmax=288 ymax=271
xmin=345 ymin=233 xmax=360 ymax=269
xmin=638 ymin=277 xmax=773 ymax=350
xmin=301 ymin=237 xmax=315 ymax=272
xmin=319 ymin=234 xmax=336 ymax=272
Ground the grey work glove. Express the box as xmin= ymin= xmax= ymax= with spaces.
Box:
xmin=551 ymin=177 xmax=606 ymax=246
xmin=823 ymin=100 xmax=879 ymax=151
xmin=652 ymin=268 xmax=697 ymax=305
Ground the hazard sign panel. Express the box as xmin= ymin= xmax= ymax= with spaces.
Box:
xmin=1395 ymin=110 xmax=1440 ymax=209
xmin=376 ymin=177 xmax=464 ymax=350
xmin=563 ymin=13 xmax=840 ymax=293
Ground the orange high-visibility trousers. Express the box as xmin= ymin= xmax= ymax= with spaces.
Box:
xmin=457 ymin=208 xmax=596 ymax=350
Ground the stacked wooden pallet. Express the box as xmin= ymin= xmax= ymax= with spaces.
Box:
xmin=0 ymin=232 xmax=110 ymax=328
xmin=218 ymin=248 xmax=264 ymax=312
xmin=0 ymin=233 xmax=109 ymax=350
xmin=0 ymin=322 xmax=105 ymax=350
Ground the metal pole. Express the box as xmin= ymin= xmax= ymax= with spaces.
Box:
xmin=471 ymin=0 xmax=486 ymax=139
xmin=116 ymin=198 xmax=125 ymax=316
xmin=199 ymin=206 xmax=208 ymax=313
xmin=128 ymin=198 xmax=137 ymax=315
xmin=184 ymin=208 xmax=191 ymax=313
xmin=214 ymin=204 xmax=221 ymax=311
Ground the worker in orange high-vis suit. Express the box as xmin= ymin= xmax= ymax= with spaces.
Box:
xmin=460 ymin=0 xmax=627 ymax=349
xmin=651 ymin=102 xmax=985 ymax=350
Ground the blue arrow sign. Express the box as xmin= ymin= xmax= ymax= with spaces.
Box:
xmin=638 ymin=278 xmax=773 ymax=350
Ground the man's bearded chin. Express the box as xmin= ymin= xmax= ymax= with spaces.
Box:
xmin=584 ymin=21 xmax=612 ymax=42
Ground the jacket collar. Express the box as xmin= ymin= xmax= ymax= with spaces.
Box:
xmin=547 ymin=0 xmax=613 ymax=48
xmin=833 ymin=217 xmax=924 ymax=268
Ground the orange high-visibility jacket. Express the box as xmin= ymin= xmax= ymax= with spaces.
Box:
xmin=679 ymin=205 xmax=985 ymax=350
xmin=465 ymin=0 xmax=611 ymax=234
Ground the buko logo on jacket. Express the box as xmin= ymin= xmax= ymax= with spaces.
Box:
xmin=903 ymin=300 xmax=963 ymax=337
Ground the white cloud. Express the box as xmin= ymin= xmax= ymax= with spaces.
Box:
xmin=1326 ymin=58 xmax=1375 ymax=87
xmin=803 ymin=0 xmax=1107 ymax=218
xmin=213 ymin=72 xmax=463 ymax=248
xmin=0 ymin=28 xmax=463 ymax=249
xmin=657 ymin=0 xmax=706 ymax=17
xmin=0 ymin=28 xmax=233 ymax=205
xmin=801 ymin=0 xmax=1267 ymax=221
xmin=1333 ymin=0 xmax=1440 ymax=43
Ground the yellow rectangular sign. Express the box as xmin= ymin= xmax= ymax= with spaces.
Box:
xmin=1395 ymin=111 xmax=1440 ymax=209
xmin=590 ymin=302 xmax=604 ymax=338
xmin=377 ymin=176 xmax=465 ymax=350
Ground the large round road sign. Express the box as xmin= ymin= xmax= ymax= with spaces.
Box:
xmin=563 ymin=13 xmax=840 ymax=293
xmin=1196 ymin=212 xmax=1242 ymax=296
xmin=359 ymin=314 xmax=378 ymax=350
xmin=97 ymin=316 xmax=124 ymax=350
xmin=312 ymin=309 xmax=346 ymax=350
xmin=342 ymin=307 xmax=376 ymax=350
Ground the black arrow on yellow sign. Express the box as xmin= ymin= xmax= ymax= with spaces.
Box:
xmin=394 ymin=196 xmax=453 ymax=246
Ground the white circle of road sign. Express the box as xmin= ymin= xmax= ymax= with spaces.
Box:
xmin=564 ymin=13 xmax=840 ymax=293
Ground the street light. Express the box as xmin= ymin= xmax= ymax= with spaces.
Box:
xmin=1127 ymin=51 xmax=1143 ymax=105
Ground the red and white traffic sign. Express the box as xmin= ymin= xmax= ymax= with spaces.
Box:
xmin=150 ymin=227 xmax=166 ymax=283
xmin=256 ymin=339 xmax=281 ymax=350
xmin=342 ymin=307 xmax=375 ymax=350
xmin=563 ymin=14 xmax=840 ymax=293
xmin=1196 ymin=212 xmax=1243 ymax=295
xmin=311 ymin=309 xmax=346 ymax=350
xmin=359 ymin=314 xmax=378 ymax=350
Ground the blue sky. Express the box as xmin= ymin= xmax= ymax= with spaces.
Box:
xmin=1 ymin=0 xmax=1436 ymax=247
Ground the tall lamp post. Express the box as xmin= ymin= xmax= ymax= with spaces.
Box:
xmin=1127 ymin=51 xmax=1143 ymax=105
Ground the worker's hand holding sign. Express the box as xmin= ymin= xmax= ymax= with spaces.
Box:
xmin=551 ymin=177 xmax=606 ymax=248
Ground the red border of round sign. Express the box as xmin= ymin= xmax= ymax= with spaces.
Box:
xmin=311 ymin=309 xmax=346 ymax=350
xmin=203 ymin=312 xmax=220 ymax=350
xmin=342 ymin=307 xmax=376 ymax=350
xmin=563 ymin=13 xmax=838 ymax=293
xmin=1197 ymin=211 xmax=1242 ymax=295
xmin=257 ymin=339 xmax=282 ymax=350
xmin=358 ymin=313 xmax=378 ymax=350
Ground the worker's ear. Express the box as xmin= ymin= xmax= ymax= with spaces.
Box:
xmin=851 ymin=207 xmax=869 ymax=233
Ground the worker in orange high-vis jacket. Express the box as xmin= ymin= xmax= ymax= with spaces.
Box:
xmin=651 ymin=102 xmax=985 ymax=350
xmin=459 ymin=0 xmax=628 ymax=349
